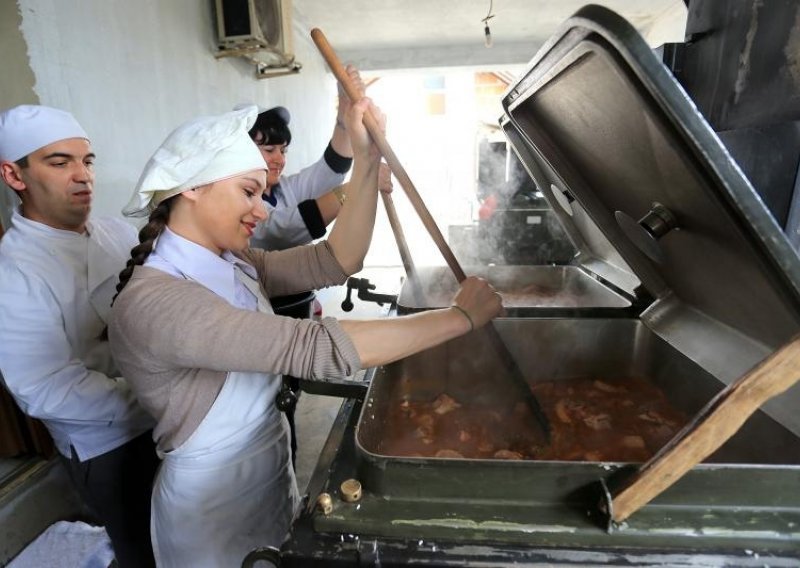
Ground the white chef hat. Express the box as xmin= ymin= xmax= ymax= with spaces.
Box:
xmin=0 ymin=105 xmax=89 ymax=162
xmin=123 ymin=105 xmax=267 ymax=217
xmin=233 ymin=103 xmax=291 ymax=125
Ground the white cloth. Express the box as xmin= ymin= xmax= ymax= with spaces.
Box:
xmin=8 ymin=521 xmax=114 ymax=568
xmin=123 ymin=106 xmax=266 ymax=217
xmin=145 ymin=228 xmax=299 ymax=567
xmin=0 ymin=104 xmax=88 ymax=162
xmin=0 ymin=210 xmax=154 ymax=460
xmin=251 ymin=155 xmax=346 ymax=250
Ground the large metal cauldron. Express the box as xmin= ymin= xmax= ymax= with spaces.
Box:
xmin=346 ymin=320 xmax=800 ymax=552
xmin=277 ymin=5 xmax=800 ymax=566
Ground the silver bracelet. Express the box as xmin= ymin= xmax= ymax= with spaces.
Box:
xmin=451 ymin=305 xmax=474 ymax=332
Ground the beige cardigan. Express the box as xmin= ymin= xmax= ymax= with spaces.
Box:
xmin=109 ymin=241 xmax=361 ymax=451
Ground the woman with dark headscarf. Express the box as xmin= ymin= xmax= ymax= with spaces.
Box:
xmin=244 ymin=66 xmax=390 ymax=251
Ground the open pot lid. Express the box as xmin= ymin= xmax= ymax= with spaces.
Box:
xmin=501 ymin=5 xmax=800 ymax=367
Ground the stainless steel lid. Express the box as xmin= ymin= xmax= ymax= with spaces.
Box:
xmin=501 ymin=5 xmax=800 ymax=432
xmin=503 ymin=5 xmax=800 ymax=349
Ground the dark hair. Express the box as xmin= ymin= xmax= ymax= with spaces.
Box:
xmin=249 ymin=109 xmax=291 ymax=147
xmin=112 ymin=198 xmax=174 ymax=304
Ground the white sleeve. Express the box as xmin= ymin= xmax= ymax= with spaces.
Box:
xmin=0 ymin=263 xmax=144 ymax=425
xmin=283 ymin=154 xmax=348 ymax=202
xmin=251 ymin=156 xmax=346 ymax=251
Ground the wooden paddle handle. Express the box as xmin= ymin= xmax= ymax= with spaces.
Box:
xmin=611 ymin=335 xmax=800 ymax=523
xmin=380 ymin=192 xmax=415 ymax=278
xmin=311 ymin=28 xmax=467 ymax=283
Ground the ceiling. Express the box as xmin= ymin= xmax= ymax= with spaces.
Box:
xmin=292 ymin=0 xmax=688 ymax=71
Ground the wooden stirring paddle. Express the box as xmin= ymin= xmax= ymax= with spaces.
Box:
xmin=311 ymin=28 xmax=550 ymax=440
xmin=608 ymin=335 xmax=800 ymax=523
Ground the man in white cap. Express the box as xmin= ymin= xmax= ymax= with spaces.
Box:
xmin=0 ymin=104 xmax=158 ymax=567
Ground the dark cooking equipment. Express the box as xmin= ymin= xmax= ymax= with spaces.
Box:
xmin=265 ymin=5 xmax=800 ymax=566
xmin=340 ymin=277 xmax=397 ymax=312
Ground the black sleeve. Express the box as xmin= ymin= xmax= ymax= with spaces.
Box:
xmin=297 ymin=199 xmax=327 ymax=239
xmin=323 ymin=142 xmax=353 ymax=174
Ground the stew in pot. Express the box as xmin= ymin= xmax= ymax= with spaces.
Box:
xmin=379 ymin=377 xmax=687 ymax=462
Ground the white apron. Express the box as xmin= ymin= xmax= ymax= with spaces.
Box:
xmin=151 ymin=269 xmax=300 ymax=568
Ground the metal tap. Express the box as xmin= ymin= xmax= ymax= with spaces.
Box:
xmin=341 ymin=277 xmax=397 ymax=312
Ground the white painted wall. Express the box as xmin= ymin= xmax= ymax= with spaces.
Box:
xmin=16 ymin=0 xmax=338 ymax=220
xmin=9 ymin=0 xmax=516 ymax=269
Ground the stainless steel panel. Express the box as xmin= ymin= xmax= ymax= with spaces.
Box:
xmin=397 ymin=265 xmax=632 ymax=315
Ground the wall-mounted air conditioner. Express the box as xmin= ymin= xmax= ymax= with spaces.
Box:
xmin=214 ymin=0 xmax=301 ymax=78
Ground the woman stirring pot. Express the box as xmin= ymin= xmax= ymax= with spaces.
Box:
xmin=109 ymin=98 xmax=502 ymax=567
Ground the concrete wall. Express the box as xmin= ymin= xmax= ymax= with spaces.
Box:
xmin=0 ymin=1 xmax=38 ymax=232
xmin=5 ymin=0 xmax=337 ymax=221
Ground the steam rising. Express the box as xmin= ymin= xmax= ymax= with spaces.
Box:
xmin=471 ymin=138 xmax=576 ymax=266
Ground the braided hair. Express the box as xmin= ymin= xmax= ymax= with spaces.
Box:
xmin=112 ymin=198 xmax=174 ymax=304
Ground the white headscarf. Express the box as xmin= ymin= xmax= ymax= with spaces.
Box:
xmin=0 ymin=105 xmax=89 ymax=162
xmin=123 ymin=105 xmax=266 ymax=217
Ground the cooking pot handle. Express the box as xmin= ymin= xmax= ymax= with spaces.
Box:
xmin=242 ymin=546 xmax=281 ymax=568
xmin=297 ymin=366 xmax=376 ymax=399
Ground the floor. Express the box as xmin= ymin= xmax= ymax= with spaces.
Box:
xmin=293 ymin=394 xmax=344 ymax=493
xmin=0 ymin=457 xmax=29 ymax=486
xmin=0 ymin=458 xmax=87 ymax=564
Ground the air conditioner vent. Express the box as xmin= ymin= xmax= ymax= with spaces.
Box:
xmin=254 ymin=0 xmax=281 ymax=46
xmin=214 ymin=0 xmax=301 ymax=78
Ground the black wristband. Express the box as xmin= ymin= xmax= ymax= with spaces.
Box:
xmin=297 ymin=199 xmax=327 ymax=239
xmin=323 ymin=142 xmax=353 ymax=174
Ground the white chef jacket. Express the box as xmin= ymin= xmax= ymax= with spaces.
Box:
xmin=250 ymin=154 xmax=346 ymax=251
xmin=0 ymin=209 xmax=154 ymax=461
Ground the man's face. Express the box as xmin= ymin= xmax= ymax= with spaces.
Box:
xmin=1 ymin=138 xmax=95 ymax=233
